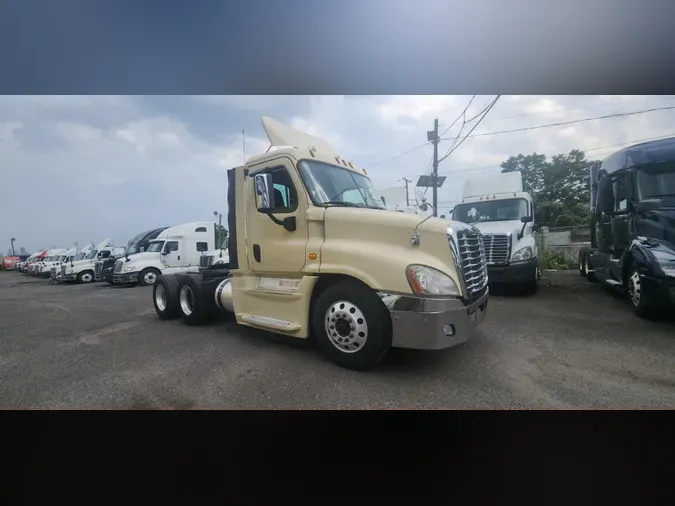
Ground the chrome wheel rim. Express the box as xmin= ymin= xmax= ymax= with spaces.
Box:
xmin=628 ymin=271 xmax=641 ymax=306
xmin=179 ymin=285 xmax=195 ymax=316
xmin=81 ymin=273 xmax=92 ymax=283
xmin=144 ymin=271 xmax=157 ymax=285
xmin=324 ymin=300 xmax=368 ymax=354
xmin=155 ymin=284 xmax=167 ymax=311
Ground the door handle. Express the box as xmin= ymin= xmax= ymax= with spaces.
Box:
xmin=177 ymin=255 xmax=180 ymax=260
xmin=253 ymin=244 xmax=261 ymax=263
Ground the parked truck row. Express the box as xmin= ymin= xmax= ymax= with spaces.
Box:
xmin=16 ymin=223 xmax=229 ymax=287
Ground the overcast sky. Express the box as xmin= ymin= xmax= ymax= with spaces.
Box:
xmin=2 ymin=95 xmax=675 ymax=253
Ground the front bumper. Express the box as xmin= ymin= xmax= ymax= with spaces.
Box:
xmin=382 ymin=289 xmax=489 ymax=351
xmin=487 ymin=258 xmax=538 ymax=284
xmin=95 ymin=271 xmax=114 ymax=282
xmin=113 ymin=271 xmax=140 ymax=284
xmin=61 ymin=273 xmax=77 ymax=282
xmin=641 ymin=274 xmax=675 ymax=308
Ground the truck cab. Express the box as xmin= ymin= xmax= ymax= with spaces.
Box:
xmin=38 ymin=249 xmax=68 ymax=278
xmin=96 ymin=227 xmax=168 ymax=283
xmin=152 ymin=117 xmax=490 ymax=371
xmin=580 ymin=137 xmax=675 ymax=317
xmin=113 ymin=222 xmax=217 ymax=286
xmin=61 ymin=239 xmax=117 ymax=283
xmin=452 ymin=171 xmax=538 ymax=293
xmin=27 ymin=250 xmax=47 ymax=275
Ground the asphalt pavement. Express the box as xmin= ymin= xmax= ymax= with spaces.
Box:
xmin=1 ymin=271 xmax=674 ymax=408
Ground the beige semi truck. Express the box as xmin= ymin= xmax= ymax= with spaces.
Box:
xmin=151 ymin=117 xmax=490 ymax=370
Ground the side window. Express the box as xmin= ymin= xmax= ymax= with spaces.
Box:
xmin=99 ymin=250 xmax=111 ymax=259
xmin=195 ymin=227 xmax=207 ymax=232
xmin=196 ymin=241 xmax=208 ymax=251
xmin=254 ymin=166 xmax=297 ymax=213
xmin=164 ymin=241 xmax=179 ymax=253
xmin=614 ymin=177 xmax=627 ymax=211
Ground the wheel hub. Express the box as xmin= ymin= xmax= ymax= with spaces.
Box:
xmin=324 ymin=301 xmax=368 ymax=354
xmin=180 ymin=286 xmax=194 ymax=316
xmin=628 ymin=271 xmax=641 ymax=306
xmin=155 ymin=284 xmax=167 ymax=311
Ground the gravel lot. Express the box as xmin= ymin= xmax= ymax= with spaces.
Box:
xmin=1 ymin=271 xmax=674 ymax=409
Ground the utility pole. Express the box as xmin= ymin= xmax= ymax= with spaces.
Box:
xmin=10 ymin=237 xmax=15 ymax=256
xmin=400 ymin=178 xmax=412 ymax=207
xmin=428 ymin=118 xmax=440 ymax=216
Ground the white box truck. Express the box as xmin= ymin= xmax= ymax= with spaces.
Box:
xmin=452 ymin=171 xmax=539 ymax=293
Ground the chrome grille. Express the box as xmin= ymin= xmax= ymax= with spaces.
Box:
xmin=51 ymin=267 xmax=57 ymax=277
xmin=61 ymin=265 xmax=66 ymax=275
xmin=451 ymin=228 xmax=488 ymax=298
xmin=95 ymin=261 xmax=103 ymax=274
xmin=200 ymin=255 xmax=213 ymax=269
xmin=114 ymin=260 xmax=123 ymax=273
xmin=482 ymin=234 xmax=511 ymax=265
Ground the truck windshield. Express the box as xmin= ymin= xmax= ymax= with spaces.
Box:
xmin=147 ymin=241 xmax=165 ymax=253
xmin=85 ymin=250 xmax=98 ymax=260
xmin=125 ymin=244 xmax=140 ymax=255
xmin=298 ymin=160 xmax=385 ymax=209
xmin=73 ymin=253 xmax=86 ymax=261
xmin=453 ymin=198 xmax=529 ymax=224
xmin=637 ymin=162 xmax=675 ymax=200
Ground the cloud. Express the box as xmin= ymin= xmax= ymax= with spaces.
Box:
xmin=2 ymin=94 xmax=674 ymax=252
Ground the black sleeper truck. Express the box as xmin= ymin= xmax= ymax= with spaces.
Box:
xmin=579 ymin=137 xmax=675 ymax=317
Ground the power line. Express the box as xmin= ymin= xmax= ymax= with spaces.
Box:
xmin=442 ymin=96 xmax=496 ymax=157
xmin=439 ymin=95 xmax=476 ymax=138
xmin=434 ymin=131 xmax=675 ymax=179
xmin=440 ymin=105 xmax=675 ymax=141
xmin=490 ymin=96 xmax=675 ymax=122
xmin=365 ymin=141 xmax=431 ymax=169
xmin=438 ymin=96 xmax=501 ymax=164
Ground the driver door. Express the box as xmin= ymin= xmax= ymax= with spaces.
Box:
xmin=245 ymin=158 xmax=309 ymax=273
xmin=161 ymin=240 xmax=180 ymax=268
xmin=611 ymin=175 xmax=631 ymax=254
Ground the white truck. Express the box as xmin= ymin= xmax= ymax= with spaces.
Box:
xmin=61 ymin=239 xmax=117 ymax=283
xmin=37 ymin=248 xmax=69 ymax=278
xmin=452 ymin=171 xmax=539 ymax=293
xmin=150 ymin=117 xmax=490 ymax=371
xmin=112 ymin=222 xmax=225 ymax=286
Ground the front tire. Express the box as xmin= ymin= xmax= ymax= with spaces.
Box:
xmin=78 ymin=271 xmax=94 ymax=284
xmin=139 ymin=268 xmax=161 ymax=286
xmin=153 ymin=275 xmax=181 ymax=320
xmin=627 ymin=265 xmax=653 ymax=318
xmin=312 ymin=280 xmax=392 ymax=371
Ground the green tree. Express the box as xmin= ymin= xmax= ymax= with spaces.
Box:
xmin=500 ymin=149 xmax=599 ymax=228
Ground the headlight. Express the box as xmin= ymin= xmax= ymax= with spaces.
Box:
xmin=512 ymin=246 xmax=533 ymax=262
xmin=653 ymin=250 xmax=675 ymax=277
xmin=124 ymin=266 xmax=135 ymax=272
xmin=406 ymin=264 xmax=460 ymax=296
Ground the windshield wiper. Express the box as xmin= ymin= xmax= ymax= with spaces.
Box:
xmin=322 ymin=201 xmax=360 ymax=208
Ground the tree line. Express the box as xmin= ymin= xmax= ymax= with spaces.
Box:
xmin=500 ymin=149 xmax=597 ymax=228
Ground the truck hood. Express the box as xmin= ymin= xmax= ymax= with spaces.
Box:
xmin=70 ymin=258 xmax=94 ymax=268
xmin=122 ymin=251 xmax=159 ymax=266
xmin=471 ymin=220 xmax=522 ymax=237
xmin=319 ymin=207 xmax=473 ymax=294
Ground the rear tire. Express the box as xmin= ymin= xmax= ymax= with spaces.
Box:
xmin=177 ymin=275 xmax=207 ymax=326
xmin=579 ymin=250 xmax=588 ymax=277
xmin=312 ymin=280 xmax=392 ymax=371
xmin=153 ymin=275 xmax=181 ymax=320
